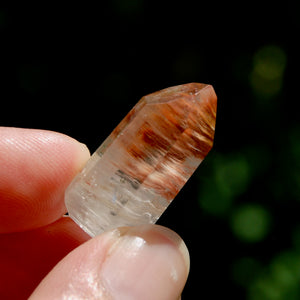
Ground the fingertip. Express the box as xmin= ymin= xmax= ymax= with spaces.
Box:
xmin=30 ymin=225 xmax=190 ymax=299
xmin=116 ymin=225 xmax=190 ymax=278
xmin=67 ymin=139 xmax=90 ymax=169
xmin=147 ymin=225 xmax=190 ymax=276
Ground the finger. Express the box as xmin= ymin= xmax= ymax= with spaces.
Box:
xmin=0 ymin=127 xmax=90 ymax=233
xmin=30 ymin=225 xmax=190 ymax=300
xmin=0 ymin=217 xmax=90 ymax=300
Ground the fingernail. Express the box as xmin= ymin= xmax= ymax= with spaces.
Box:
xmin=77 ymin=142 xmax=90 ymax=160
xmin=73 ymin=142 xmax=90 ymax=172
xmin=100 ymin=225 xmax=190 ymax=299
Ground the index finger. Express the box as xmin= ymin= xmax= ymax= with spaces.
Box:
xmin=0 ymin=127 xmax=90 ymax=233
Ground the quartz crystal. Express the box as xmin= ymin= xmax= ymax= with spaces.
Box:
xmin=65 ymin=83 xmax=217 ymax=237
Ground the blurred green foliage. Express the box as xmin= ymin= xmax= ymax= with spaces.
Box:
xmin=195 ymin=41 xmax=299 ymax=299
xmin=248 ymin=250 xmax=300 ymax=300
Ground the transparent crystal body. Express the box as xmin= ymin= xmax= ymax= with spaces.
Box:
xmin=65 ymin=83 xmax=217 ymax=237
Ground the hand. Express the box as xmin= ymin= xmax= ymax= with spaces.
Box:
xmin=0 ymin=127 xmax=190 ymax=299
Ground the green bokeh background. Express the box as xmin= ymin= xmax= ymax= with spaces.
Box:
xmin=1 ymin=1 xmax=299 ymax=298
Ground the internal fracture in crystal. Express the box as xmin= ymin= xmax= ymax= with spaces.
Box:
xmin=65 ymin=83 xmax=217 ymax=237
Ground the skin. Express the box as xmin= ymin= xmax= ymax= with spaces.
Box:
xmin=0 ymin=127 xmax=189 ymax=299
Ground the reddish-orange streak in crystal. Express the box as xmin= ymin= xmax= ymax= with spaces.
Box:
xmin=110 ymin=83 xmax=217 ymax=201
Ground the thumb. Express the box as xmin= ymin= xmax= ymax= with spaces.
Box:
xmin=29 ymin=225 xmax=190 ymax=300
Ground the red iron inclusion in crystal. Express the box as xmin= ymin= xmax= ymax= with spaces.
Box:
xmin=65 ymin=83 xmax=217 ymax=236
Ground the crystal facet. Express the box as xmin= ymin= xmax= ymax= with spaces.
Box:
xmin=65 ymin=83 xmax=217 ymax=237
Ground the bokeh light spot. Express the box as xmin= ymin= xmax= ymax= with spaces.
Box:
xmin=271 ymin=251 xmax=300 ymax=284
xmin=231 ymin=257 xmax=262 ymax=287
xmin=214 ymin=154 xmax=251 ymax=198
xmin=231 ymin=204 xmax=271 ymax=243
xmin=248 ymin=277 xmax=283 ymax=300
xmin=248 ymin=251 xmax=300 ymax=300
xmin=253 ymin=45 xmax=286 ymax=80
xmin=198 ymin=153 xmax=251 ymax=215
xmin=250 ymin=45 xmax=286 ymax=98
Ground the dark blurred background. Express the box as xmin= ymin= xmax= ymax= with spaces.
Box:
xmin=1 ymin=1 xmax=299 ymax=298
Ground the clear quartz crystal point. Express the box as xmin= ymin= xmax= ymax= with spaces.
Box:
xmin=65 ymin=83 xmax=217 ymax=237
